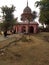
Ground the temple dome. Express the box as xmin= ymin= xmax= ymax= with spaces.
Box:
xmin=23 ymin=6 xmax=31 ymax=13
xmin=21 ymin=0 xmax=33 ymax=21
xmin=23 ymin=0 xmax=31 ymax=13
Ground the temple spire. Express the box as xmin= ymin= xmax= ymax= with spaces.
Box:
xmin=27 ymin=0 xmax=28 ymax=7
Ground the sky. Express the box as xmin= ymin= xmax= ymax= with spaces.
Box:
xmin=0 ymin=0 xmax=40 ymax=24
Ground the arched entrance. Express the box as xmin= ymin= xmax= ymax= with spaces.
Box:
xmin=29 ymin=26 xmax=34 ymax=33
xmin=22 ymin=26 xmax=26 ymax=33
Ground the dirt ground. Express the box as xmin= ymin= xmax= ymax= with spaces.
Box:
xmin=0 ymin=32 xmax=49 ymax=65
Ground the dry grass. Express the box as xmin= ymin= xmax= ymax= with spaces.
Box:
xmin=0 ymin=32 xmax=49 ymax=65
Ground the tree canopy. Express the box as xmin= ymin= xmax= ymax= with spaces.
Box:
xmin=35 ymin=0 xmax=49 ymax=25
xmin=1 ymin=5 xmax=16 ymax=31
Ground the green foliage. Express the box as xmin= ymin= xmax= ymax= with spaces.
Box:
xmin=1 ymin=5 xmax=16 ymax=31
xmin=32 ymin=11 xmax=37 ymax=20
xmin=35 ymin=0 xmax=49 ymax=25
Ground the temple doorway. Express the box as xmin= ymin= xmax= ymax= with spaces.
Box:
xmin=29 ymin=26 xmax=34 ymax=33
xmin=22 ymin=26 xmax=26 ymax=33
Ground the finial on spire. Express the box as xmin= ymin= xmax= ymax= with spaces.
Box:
xmin=27 ymin=0 xmax=28 ymax=7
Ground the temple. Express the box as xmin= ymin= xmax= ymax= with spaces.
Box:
xmin=14 ymin=0 xmax=38 ymax=34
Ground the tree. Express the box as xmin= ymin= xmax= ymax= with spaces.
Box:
xmin=1 ymin=5 xmax=16 ymax=36
xmin=35 ymin=0 xmax=49 ymax=27
xmin=32 ymin=11 xmax=37 ymax=20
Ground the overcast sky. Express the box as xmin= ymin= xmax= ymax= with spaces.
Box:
xmin=0 ymin=0 xmax=40 ymax=23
